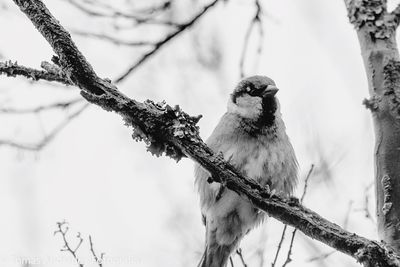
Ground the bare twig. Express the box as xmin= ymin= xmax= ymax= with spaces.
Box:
xmin=271 ymin=224 xmax=287 ymax=267
xmin=114 ymin=0 xmax=221 ymax=83
xmin=54 ymin=221 xmax=84 ymax=267
xmin=0 ymin=60 xmax=73 ymax=85
xmin=281 ymin=164 xmax=314 ymax=267
xmin=134 ymin=1 xmax=172 ymax=15
xmin=307 ymin=250 xmax=335 ymax=263
xmin=64 ymin=0 xmax=180 ymax=26
xmin=0 ymin=60 xmax=85 ymax=151
xmin=0 ymin=103 xmax=88 ymax=150
xmin=0 ymin=98 xmax=83 ymax=114
xmin=281 ymin=228 xmax=296 ymax=267
xmin=239 ymin=0 xmax=264 ymax=78
xmin=72 ymin=30 xmax=155 ymax=47
xmin=89 ymin=235 xmax=104 ymax=267
xmin=300 ymin=164 xmax=315 ymax=203
xmin=236 ymin=248 xmax=248 ymax=267
xmin=353 ymin=182 xmax=375 ymax=223
xmin=343 ymin=200 xmax=354 ymax=230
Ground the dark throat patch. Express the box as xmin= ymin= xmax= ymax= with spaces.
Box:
xmin=258 ymin=96 xmax=277 ymax=127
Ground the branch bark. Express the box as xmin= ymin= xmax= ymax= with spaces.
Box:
xmin=0 ymin=60 xmax=72 ymax=85
xmin=345 ymin=0 xmax=400 ymax=253
xmin=7 ymin=0 xmax=400 ymax=266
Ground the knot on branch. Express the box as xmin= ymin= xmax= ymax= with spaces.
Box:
xmin=363 ymin=96 xmax=381 ymax=111
xmin=347 ymin=0 xmax=396 ymax=40
xmin=383 ymin=60 xmax=400 ymax=115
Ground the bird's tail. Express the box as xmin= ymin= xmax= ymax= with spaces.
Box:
xmin=198 ymin=224 xmax=240 ymax=267
xmin=198 ymin=242 xmax=236 ymax=267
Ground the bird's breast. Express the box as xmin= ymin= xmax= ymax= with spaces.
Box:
xmin=222 ymin=136 xmax=296 ymax=195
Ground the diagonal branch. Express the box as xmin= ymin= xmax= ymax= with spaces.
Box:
xmin=114 ymin=0 xmax=221 ymax=83
xmin=9 ymin=0 xmax=400 ymax=266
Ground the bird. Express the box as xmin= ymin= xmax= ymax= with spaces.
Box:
xmin=195 ymin=75 xmax=298 ymax=267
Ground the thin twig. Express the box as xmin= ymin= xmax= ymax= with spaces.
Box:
xmin=54 ymin=221 xmax=84 ymax=267
xmin=281 ymin=228 xmax=296 ymax=267
xmin=281 ymin=164 xmax=314 ymax=267
xmin=0 ymin=98 xmax=83 ymax=114
xmin=236 ymin=248 xmax=248 ymax=267
xmin=239 ymin=0 xmax=263 ymax=78
xmin=114 ymin=0 xmax=221 ymax=83
xmin=64 ymin=0 xmax=180 ymax=26
xmin=0 ymin=60 xmax=72 ymax=85
xmin=72 ymin=30 xmax=155 ymax=47
xmin=271 ymin=224 xmax=287 ymax=267
xmin=353 ymin=182 xmax=375 ymax=224
xmin=0 ymin=60 xmax=85 ymax=151
xmin=300 ymin=164 xmax=315 ymax=203
xmin=89 ymin=235 xmax=104 ymax=267
xmin=133 ymin=1 xmax=172 ymax=15
xmin=307 ymin=251 xmax=335 ymax=263
xmin=0 ymin=104 xmax=89 ymax=151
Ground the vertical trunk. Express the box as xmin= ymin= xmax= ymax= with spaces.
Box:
xmin=346 ymin=0 xmax=400 ymax=252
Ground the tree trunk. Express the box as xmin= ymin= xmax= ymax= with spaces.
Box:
xmin=346 ymin=0 xmax=400 ymax=252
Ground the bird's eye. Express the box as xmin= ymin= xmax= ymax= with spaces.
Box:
xmin=246 ymin=86 xmax=251 ymax=92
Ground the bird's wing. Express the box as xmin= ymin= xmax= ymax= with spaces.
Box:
xmin=194 ymin=113 xmax=236 ymax=217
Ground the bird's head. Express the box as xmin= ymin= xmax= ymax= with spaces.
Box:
xmin=228 ymin=75 xmax=280 ymax=127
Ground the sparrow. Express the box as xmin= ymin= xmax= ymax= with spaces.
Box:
xmin=195 ymin=75 xmax=298 ymax=267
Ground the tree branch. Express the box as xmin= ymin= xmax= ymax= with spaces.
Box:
xmin=114 ymin=0 xmax=221 ymax=83
xmin=239 ymin=0 xmax=264 ymax=78
xmin=89 ymin=235 xmax=104 ymax=267
xmin=0 ymin=60 xmax=73 ymax=85
xmin=344 ymin=0 xmax=400 ymax=254
xmin=9 ymin=0 xmax=400 ymax=266
xmin=54 ymin=221 xmax=84 ymax=267
xmin=64 ymin=0 xmax=179 ymax=26
xmin=0 ymin=98 xmax=83 ymax=114
xmin=281 ymin=165 xmax=315 ymax=267
xmin=71 ymin=30 xmax=155 ymax=47
xmin=0 ymin=103 xmax=88 ymax=151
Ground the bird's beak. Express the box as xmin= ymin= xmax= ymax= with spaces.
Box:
xmin=262 ymin=85 xmax=279 ymax=98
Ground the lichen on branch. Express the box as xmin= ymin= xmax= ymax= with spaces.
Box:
xmin=0 ymin=60 xmax=72 ymax=85
xmin=347 ymin=0 xmax=397 ymax=39
xmin=383 ymin=60 xmax=400 ymax=114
